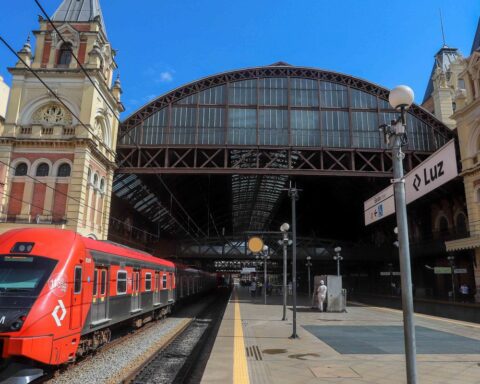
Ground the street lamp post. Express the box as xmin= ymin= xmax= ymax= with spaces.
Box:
xmin=447 ymin=255 xmax=456 ymax=302
xmin=388 ymin=263 xmax=394 ymax=296
xmin=333 ymin=247 xmax=343 ymax=276
xmin=262 ymin=245 xmax=270 ymax=305
xmin=379 ymin=85 xmax=417 ymax=384
xmin=280 ymin=223 xmax=290 ymax=321
xmin=306 ymin=256 xmax=312 ymax=298
xmin=287 ymin=182 xmax=300 ymax=339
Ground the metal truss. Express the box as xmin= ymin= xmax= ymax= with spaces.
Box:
xmin=119 ymin=65 xmax=453 ymax=141
xmin=116 ymin=146 xmax=432 ymax=176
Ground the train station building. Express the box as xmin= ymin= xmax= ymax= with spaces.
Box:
xmin=0 ymin=0 xmax=480 ymax=303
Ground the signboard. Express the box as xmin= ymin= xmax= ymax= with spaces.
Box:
xmin=364 ymin=140 xmax=458 ymax=226
xmin=433 ymin=267 xmax=467 ymax=274
xmin=380 ymin=271 xmax=401 ymax=276
xmin=364 ymin=188 xmax=394 ymax=226
xmin=241 ymin=267 xmax=256 ymax=274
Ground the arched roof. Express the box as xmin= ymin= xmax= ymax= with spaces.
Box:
xmin=114 ymin=64 xmax=457 ymax=237
xmin=120 ymin=63 xmax=454 ymax=144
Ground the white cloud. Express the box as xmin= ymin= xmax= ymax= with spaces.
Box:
xmin=158 ymin=71 xmax=174 ymax=83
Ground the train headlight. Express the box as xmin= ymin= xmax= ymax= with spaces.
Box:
xmin=10 ymin=316 xmax=26 ymax=331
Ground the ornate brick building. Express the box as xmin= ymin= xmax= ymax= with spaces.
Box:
xmin=0 ymin=0 xmax=123 ymax=239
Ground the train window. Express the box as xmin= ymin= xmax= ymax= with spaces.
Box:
xmin=74 ymin=266 xmax=82 ymax=294
xmin=117 ymin=271 xmax=127 ymax=294
xmin=145 ymin=273 xmax=152 ymax=291
xmin=93 ymin=269 xmax=98 ymax=296
xmin=0 ymin=255 xmax=57 ymax=296
xmin=101 ymin=270 xmax=107 ymax=295
xmin=162 ymin=274 xmax=167 ymax=289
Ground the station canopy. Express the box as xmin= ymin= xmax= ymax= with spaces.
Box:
xmin=113 ymin=63 xmax=455 ymax=244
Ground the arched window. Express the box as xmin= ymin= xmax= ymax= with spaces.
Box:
xmin=456 ymin=213 xmax=467 ymax=234
xmin=100 ymin=178 xmax=105 ymax=193
xmin=14 ymin=162 xmax=28 ymax=176
xmin=439 ymin=216 xmax=449 ymax=235
xmin=93 ymin=173 xmax=99 ymax=188
xmin=87 ymin=168 xmax=92 ymax=185
xmin=57 ymin=43 xmax=73 ymax=67
xmin=35 ymin=162 xmax=50 ymax=177
xmin=57 ymin=163 xmax=71 ymax=177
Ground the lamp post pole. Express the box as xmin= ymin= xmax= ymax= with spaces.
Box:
xmin=262 ymin=245 xmax=269 ymax=305
xmin=306 ymin=256 xmax=312 ymax=298
xmin=380 ymin=85 xmax=417 ymax=384
xmin=288 ymin=182 xmax=300 ymax=339
xmin=333 ymin=247 xmax=343 ymax=277
xmin=280 ymin=223 xmax=290 ymax=321
xmin=447 ymin=255 xmax=456 ymax=302
xmin=388 ymin=262 xmax=394 ymax=296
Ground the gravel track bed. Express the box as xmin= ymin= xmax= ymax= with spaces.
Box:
xmin=47 ymin=317 xmax=191 ymax=384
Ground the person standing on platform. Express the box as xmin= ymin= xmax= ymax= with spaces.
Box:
xmin=317 ymin=280 xmax=327 ymax=312
xmin=250 ymin=280 xmax=257 ymax=298
xmin=460 ymin=283 xmax=469 ymax=302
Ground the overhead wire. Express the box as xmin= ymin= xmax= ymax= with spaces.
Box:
xmin=33 ymin=0 xmax=126 ymax=137
xmin=32 ymin=3 xmax=202 ymax=239
xmin=0 ymin=22 xmax=199 ymax=241
xmin=0 ymin=33 xmax=160 ymax=239
xmin=0 ymin=189 xmax=156 ymax=252
xmin=0 ymin=158 xmax=159 ymax=239
xmin=0 ymin=35 xmax=115 ymax=159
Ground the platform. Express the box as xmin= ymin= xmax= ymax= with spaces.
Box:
xmin=201 ymin=286 xmax=480 ymax=384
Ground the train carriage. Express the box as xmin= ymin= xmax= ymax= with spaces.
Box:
xmin=0 ymin=228 xmax=216 ymax=381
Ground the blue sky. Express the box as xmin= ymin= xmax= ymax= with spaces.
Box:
xmin=0 ymin=0 xmax=478 ymax=117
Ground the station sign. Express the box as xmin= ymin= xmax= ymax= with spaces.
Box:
xmin=380 ymin=271 xmax=401 ymax=276
xmin=364 ymin=140 xmax=458 ymax=226
xmin=241 ymin=267 xmax=256 ymax=274
xmin=433 ymin=267 xmax=468 ymax=275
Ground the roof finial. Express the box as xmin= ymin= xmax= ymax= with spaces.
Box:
xmin=439 ymin=9 xmax=447 ymax=47
xmin=20 ymin=34 xmax=32 ymax=54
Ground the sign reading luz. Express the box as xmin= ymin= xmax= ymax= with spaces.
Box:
xmin=364 ymin=140 xmax=457 ymax=225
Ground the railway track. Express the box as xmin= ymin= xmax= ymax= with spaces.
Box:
xmin=12 ymin=290 xmax=227 ymax=384
xmin=125 ymin=288 xmax=230 ymax=384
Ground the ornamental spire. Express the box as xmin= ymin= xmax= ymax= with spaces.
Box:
xmin=52 ymin=0 xmax=107 ymax=36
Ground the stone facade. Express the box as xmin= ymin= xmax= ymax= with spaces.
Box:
xmin=444 ymin=19 xmax=480 ymax=301
xmin=0 ymin=1 xmax=123 ymax=239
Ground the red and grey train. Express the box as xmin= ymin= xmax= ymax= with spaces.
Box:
xmin=0 ymin=228 xmax=216 ymax=381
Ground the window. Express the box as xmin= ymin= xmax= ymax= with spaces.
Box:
xmin=117 ymin=271 xmax=127 ymax=294
xmin=58 ymin=43 xmax=73 ymax=67
xmin=57 ymin=163 xmax=71 ymax=177
xmin=145 ymin=273 xmax=152 ymax=291
xmin=101 ymin=270 xmax=107 ymax=295
xmin=100 ymin=178 xmax=105 ymax=193
xmin=0 ymin=255 xmax=57 ymax=296
xmin=74 ymin=266 xmax=82 ymax=294
xmin=162 ymin=274 xmax=167 ymax=289
xmin=36 ymin=163 xmax=49 ymax=177
xmin=14 ymin=162 xmax=28 ymax=176
xmin=93 ymin=173 xmax=99 ymax=188
xmin=93 ymin=269 xmax=98 ymax=296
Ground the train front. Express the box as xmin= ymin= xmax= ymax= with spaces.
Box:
xmin=0 ymin=228 xmax=83 ymax=383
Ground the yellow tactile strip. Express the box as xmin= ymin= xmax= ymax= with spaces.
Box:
xmin=233 ymin=290 xmax=250 ymax=384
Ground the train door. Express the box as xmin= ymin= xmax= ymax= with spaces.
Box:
xmin=131 ymin=270 xmax=141 ymax=312
xmin=154 ymin=271 xmax=161 ymax=305
xmin=70 ymin=265 xmax=83 ymax=330
xmin=168 ymin=272 xmax=174 ymax=302
xmin=92 ymin=268 xmax=108 ymax=324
